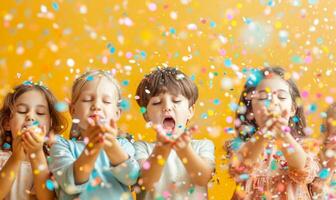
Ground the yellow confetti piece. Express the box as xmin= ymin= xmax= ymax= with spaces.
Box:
xmin=208 ymin=110 xmax=214 ymax=116
xmin=182 ymin=157 xmax=188 ymax=164
xmin=275 ymin=21 xmax=282 ymax=29
xmin=33 ymin=169 xmax=40 ymax=175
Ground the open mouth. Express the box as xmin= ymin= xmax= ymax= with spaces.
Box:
xmin=163 ymin=116 xmax=175 ymax=132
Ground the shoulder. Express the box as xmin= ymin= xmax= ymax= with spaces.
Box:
xmin=191 ymin=139 xmax=214 ymax=149
xmin=0 ymin=150 xmax=11 ymax=161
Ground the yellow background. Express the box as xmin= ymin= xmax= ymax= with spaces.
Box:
xmin=1 ymin=0 xmax=335 ymax=199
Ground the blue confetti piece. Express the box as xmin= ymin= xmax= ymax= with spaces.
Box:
xmin=121 ymin=80 xmax=129 ymax=86
xmin=120 ymin=99 xmax=130 ymax=111
xmin=213 ymin=99 xmax=220 ymax=105
xmin=3 ymin=143 xmax=11 ymax=149
xmin=319 ymin=168 xmax=330 ymax=179
xmin=210 ymin=21 xmax=216 ymax=28
xmin=190 ymin=74 xmax=195 ymax=81
xmin=308 ymin=0 xmax=318 ymax=4
xmin=109 ymin=47 xmax=116 ymax=54
xmin=309 ymin=104 xmax=318 ymax=112
xmin=292 ymin=116 xmax=299 ymax=123
xmin=33 ymin=121 xmax=40 ymax=126
xmin=140 ymin=51 xmax=147 ymax=58
xmin=169 ymin=27 xmax=176 ymax=34
xmin=55 ymin=102 xmax=68 ymax=112
xmin=86 ymin=75 xmax=94 ymax=81
xmin=239 ymin=173 xmax=249 ymax=180
xmin=291 ymin=55 xmax=303 ymax=64
xmin=231 ymin=137 xmax=243 ymax=151
xmin=320 ymin=124 xmax=326 ymax=132
xmin=224 ymin=58 xmax=232 ymax=67
xmin=201 ymin=113 xmax=208 ymax=119
xmin=23 ymin=80 xmax=33 ymax=86
xmin=229 ymin=102 xmax=238 ymax=111
xmin=52 ymin=2 xmax=59 ymax=11
xmin=246 ymin=69 xmax=263 ymax=87
xmin=46 ymin=179 xmax=55 ymax=191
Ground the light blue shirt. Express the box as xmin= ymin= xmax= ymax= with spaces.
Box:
xmin=49 ymin=135 xmax=140 ymax=200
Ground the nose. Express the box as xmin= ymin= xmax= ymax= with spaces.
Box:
xmin=162 ymin=100 xmax=173 ymax=112
xmin=25 ymin=111 xmax=35 ymax=122
xmin=91 ymin=99 xmax=102 ymax=111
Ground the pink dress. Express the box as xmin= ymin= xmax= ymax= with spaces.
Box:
xmin=228 ymin=142 xmax=320 ymax=200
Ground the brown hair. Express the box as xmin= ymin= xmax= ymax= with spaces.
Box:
xmin=0 ymin=82 xmax=67 ymax=151
xmin=135 ymin=67 xmax=198 ymax=109
xmin=235 ymin=66 xmax=306 ymax=141
xmin=323 ymin=102 xmax=336 ymax=139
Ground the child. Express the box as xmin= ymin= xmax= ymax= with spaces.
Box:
xmin=134 ymin=67 xmax=215 ymax=199
xmin=0 ymin=81 xmax=67 ymax=200
xmin=227 ymin=67 xmax=320 ymax=199
xmin=310 ymin=103 xmax=336 ymax=199
xmin=49 ymin=70 xmax=140 ymax=200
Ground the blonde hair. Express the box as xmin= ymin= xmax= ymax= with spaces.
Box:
xmin=71 ymin=70 xmax=122 ymax=106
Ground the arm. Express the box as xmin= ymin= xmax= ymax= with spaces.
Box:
xmin=21 ymin=126 xmax=56 ymax=200
xmin=0 ymin=154 xmax=22 ymax=199
xmin=49 ymin=134 xmax=102 ymax=195
xmin=175 ymin=143 xmax=214 ymax=186
xmin=273 ymin=118 xmax=307 ymax=170
xmin=30 ymin=150 xmax=55 ymax=200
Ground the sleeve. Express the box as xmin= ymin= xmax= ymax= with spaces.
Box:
xmin=0 ymin=151 xmax=10 ymax=169
xmin=49 ymin=136 xmax=89 ymax=195
xmin=134 ymin=141 xmax=151 ymax=161
xmin=109 ymin=138 xmax=140 ymax=185
xmin=197 ymin=139 xmax=215 ymax=169
xmin=287 ymin=153 xmax=320 ymax=184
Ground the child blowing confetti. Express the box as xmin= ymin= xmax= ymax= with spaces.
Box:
xmin=227 ymin=67 xmax=320 ymax=200
xmin=49 ymin=70 xmax=140 ymax=200
xmin=134 ymin=67 xmax=215 ymax=199
xmin=0 ymin=82 xmax=67 ymax=200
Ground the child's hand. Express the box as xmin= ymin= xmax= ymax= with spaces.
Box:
xmin=21 ymin=125 xmax=46 ymax=155
xmin=153 ymin=124 xmax=174 ymax=148
xmin=172 ymin=129 xmax=192 ymax=152
xmin=101 ymin=119 xmax=119 ymax=148
xmin=83 ymin=119 xmax=105 ymax=154
xmin=12 ymin=133 xmax=25 ymax=161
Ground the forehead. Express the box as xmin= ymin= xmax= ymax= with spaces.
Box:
xmin=81 ymin=76 xmax=118 ymax=94
xmin=15 ymin=89 xmax=48 ymax=106
xmin=255 ymin=75 xmax=290 ymax=92
xmin=151 ymin=91 xmax=183 ymax=98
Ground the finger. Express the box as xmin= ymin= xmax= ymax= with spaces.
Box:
xmin=110 ymin=119 xmax=118 ymax=130
xmin=22 ymin=137 xmax=35 ymax=153
xmin=22 ymin=132 xmax=38 ymax=147
xmin=29 ymin=130 xmax=45 ymax=143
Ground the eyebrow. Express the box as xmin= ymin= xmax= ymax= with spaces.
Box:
xmin=257 ymin=89 xmax=288 ymax=93
xmin=16 ymin=103 xmax=47 ymax=109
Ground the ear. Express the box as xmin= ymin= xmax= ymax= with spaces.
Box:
xmin=188 ymin=105 xmax=195 ymax=120
xmin=290 ymin=104 xmax=296 ymax=117
xmin=69 ymin=104 xmax=75 ymax=115
xmin=3 ymin=119 xmax=11 ymax=131
xmin=115 ymin=108 xmax=121 ymax=120
xmin=143 ymin=112 xmax=149 ymax=122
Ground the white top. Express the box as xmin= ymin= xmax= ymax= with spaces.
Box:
xmin=0 ymin=151 xmax=36 ymax=200
xmin=134 ymin=139 xmax=215 ymax=200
